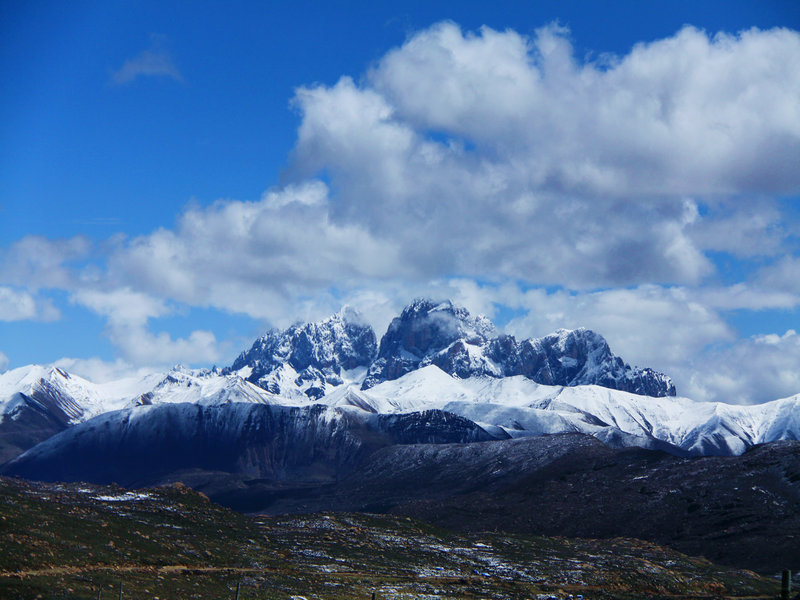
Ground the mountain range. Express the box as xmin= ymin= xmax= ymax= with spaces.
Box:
xmin=3 ymin=298 xmax=800 ymax=572
xmin=3 ymin=298 xmax=796 ymax=466
xmin=227 ymin=298 xmax=676 ymax=398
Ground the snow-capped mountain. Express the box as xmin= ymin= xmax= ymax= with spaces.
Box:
xmin=3 ymin=297 xmax=800 ymax=475
xmin=0 ymin=365 xmax=280 ymax=423
xmin=361 ymin=298 xmax=675 ymax=397
xmin=135 ymin=365 xmax=281 ymax=407
xmin=0 ymin=364 xmax=284 ymax=462
xmin=227 ymin=299 xmax=674 ymax=399
xmin=228 ymin=307 xmax=377 ymax=400
xmin=0 ymin=365 xmax=126 ymax=424
xmin=0 ymin=365 xmax=153 ymax=463
xmin=328 ymin=365 xmax=800 ymax=456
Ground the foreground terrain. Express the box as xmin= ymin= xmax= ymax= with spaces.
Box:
xmin=0 ymin=476 xmax=780 ymax=599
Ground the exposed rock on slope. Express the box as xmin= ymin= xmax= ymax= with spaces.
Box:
xmin=229 ymin=307 xmax=377 ymax=399
xmin=362 ymin=298 xmax=675 ymax=397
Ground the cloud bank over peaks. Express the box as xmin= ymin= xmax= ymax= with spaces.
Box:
xmin=686 ymin=330 xmax=800 ymax=405
xmin=2 ymin=21 xmax=800 ymax=403
xmin=290 ymin=22 xmax=800 ymax=288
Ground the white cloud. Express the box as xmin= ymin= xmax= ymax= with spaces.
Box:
xmin=52 ymin=23 xmax=800 ymax=317
xmin=291 ymin=82 xmax=711 ymax=287
xmin=697 ymin=283 xmax=800 ymax=311
xmin=688 ymin=200 xmax=786 ymax=257
xmin=2 ymin=21 xmax=800 ymax=402
xmin=73 ymin=288 xmax=169 ymax=325
xmin=0 ymin=235 xmax=91 ymax=290
xmin=366 ymin=23 xmax=800 ymax=196
xmin=106 ymin=182 xmax=408 ymax=320
xmin=756 ymin=256 xmax=800 ymax=294
xmin=50 ymin=356 xmax=156 ymax=384
xmin=685 ymin=330 xmax=800 ymax=404
xmin=0 ymin=351 xmax=8 ymax=373
xmin=286 ymin=23 xmax=800 ymax=288
xmin=0 ymin=287 xmax=60 ymax=322
xmin=111 ymin=34 xmax=183 ymax=85
xmin=71 ymin=288 xmax=220 ymax=367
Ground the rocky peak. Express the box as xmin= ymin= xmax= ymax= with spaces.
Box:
xmin=392 ymin=298 xmax=497 ymax=350
xmin=363 ymin=299 xmax=676 ymax=397
xmin=362 ymin=299 xmax=497 ymax=389
xmin=228 ymin=308 xmax=377 ymax=399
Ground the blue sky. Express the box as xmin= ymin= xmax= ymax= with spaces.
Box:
xmin=1 ymin=1 xmax=799 ymax=404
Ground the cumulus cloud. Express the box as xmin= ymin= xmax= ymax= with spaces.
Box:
xmin=106 ymin=182 xmax=408 ymax=321
xmin=756 ymin=256 xmax=800 ymax=295
xmin=685 ymin=330 xmax=800 ymax=404
xmin=366 ymin=23 xmax=800 ymax=195
xmin=71 ymin=288 xmax=220 ymax=367
xmin=0 ymin=287 xmax=60 ymax=322
xmin=688 ymin=200 xmax=787 ymax=258
xmin=0 ymin=235 xmax=91 ymax=290
xmin=697 ymin=283 xmax=800 ymax=311
xmin=288 ymin=23 xmax=800 ymax=288
xmin=53 ymin=23 xmax=800 ymax=315
xmin=111 ymin=34 xmax=183 ymax=85
xmin=2 ymin=21 xmax=800 ymax=397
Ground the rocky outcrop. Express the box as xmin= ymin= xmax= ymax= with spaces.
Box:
xmin=228 ymin=307 xmax=377 ymax=399
xmin=362 ymin=299 xmax=497 ymax=388
xmin=363 ymin=299 xmax=676 ymax=397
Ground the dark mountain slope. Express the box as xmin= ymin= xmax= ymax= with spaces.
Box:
xmin=1 ymin=402 xmax=497 ymax=489
xmin=388 ymin=439 xmax=800 ymax=573
xmin=245 ymin=434 xmax=800 ymax=573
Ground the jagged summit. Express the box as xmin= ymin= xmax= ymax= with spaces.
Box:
xmin=361 ymin=299 xmax=676 ymax=397
xmin=228 ymin=308 xmax=378 ymax=399
xmin=361 ymin=298 xmax=497 ymax=389
xmin=226 ymin=298 xmax=674 ymax=398
xmin=508 ymin=327 xmax=677 ymax=396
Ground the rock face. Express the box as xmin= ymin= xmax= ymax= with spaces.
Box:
xmin=362 ymin=299 xmax=676 ymax=397
xmin=362 ymin=299 xmax=497 ymax=388
xmin=229 ymin=299 xmax=674 ymax=398
xmin=229 ymin=307 xmax=378 ymax=400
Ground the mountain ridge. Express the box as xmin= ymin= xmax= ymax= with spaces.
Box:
xmin=225 ymin=298 xmax=676 ymax=399
xmin=362 ymin=299 xmax=676 ymax=396
xmin=2 ymin=298 xmax=799 ymax=466
xmin=227 ymin=307 xmax=377 ymax=399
